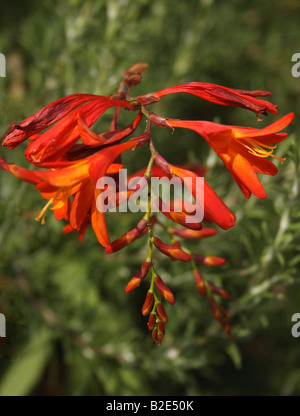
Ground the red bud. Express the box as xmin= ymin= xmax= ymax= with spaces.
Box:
xmin=192 ymin=254 xmax=226 ymax=266
xmin=170 ymin=227 xmax=217 ymax=239
xmin=220 ymin=305 xmax=230 ymax=320
xmin=155 ymin=275 xmax=175 ymax=305
xmin=154 ymin=237 xmax=191 ymax=262
xmin=148 ymin=313 xmax=156 ymax=331
xmin=156 ymin=302 xmax=168 ymax=323
xmin=150 ymin=114 xmax=174 ymax=131
xmin=124 ymin=74 xmax=142 ymax=87
xmin=209 ymin=297 xmax=220 ymax=321
xmin=152 ymin=328 xmax=158 ymax=344
xmin=125 ymin=260 xmax=151 ymax=293
xmin=157 ymin=322 xmax=165 ymax=337
xmin=142 ymin=291 xmax=154 ymax=316
xmin=193 ymin=269 xmax=206 ymax=297
xmin=157 ymin=198 xmax=202 ymax=231
xmin=123 ymin=62 xmax=149 ymax=76
xmin=106 ymin=219 xmax=148 ymax=254
xmin=207 ymin=281 xmax=231 ymax=300
xmin=137 ymin=93 xmax=160 ymax=106
xmin=219 ymin=317 xmax=232 ymax=339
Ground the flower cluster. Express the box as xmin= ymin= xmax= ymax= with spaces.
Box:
xmin=1 ymin=63 xmax=294 ymax=345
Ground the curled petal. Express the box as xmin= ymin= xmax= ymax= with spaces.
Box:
xmin=154 ymin=82 xmax=278 ymax=115
xmin=2 ymin=94 xmax=103 ymax=149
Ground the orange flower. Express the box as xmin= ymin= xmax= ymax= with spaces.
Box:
xmin=169 ymin=113 xmax=294 ymax=198
xmin=2 ymin=136 xmax=147 ymax=246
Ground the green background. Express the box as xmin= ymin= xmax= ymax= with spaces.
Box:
xmin=0 ymin=0 xmax=300 ymax=396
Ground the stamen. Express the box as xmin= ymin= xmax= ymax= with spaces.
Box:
xmin=36 ymin=189 xmax=62 ymax=224
xmin=241 ymin=138 xmax=285 ymax=163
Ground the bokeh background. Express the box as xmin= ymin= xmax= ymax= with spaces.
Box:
xmin=0 ymin=0 xmax=300 ymax=396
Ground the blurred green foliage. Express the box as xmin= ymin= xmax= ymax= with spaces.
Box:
xmin=0 ymin=0 xmax=300 ymax=396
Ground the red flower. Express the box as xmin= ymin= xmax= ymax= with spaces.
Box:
xmin=2 ymin=95 xmax=134 ymax=163
xmin=2 ymin=136 xmax=147 ymax=246
xmin=145 ymin=82 xmax=279 ymax=115
xmin=169 ymin=113 xmax=294 ymax=198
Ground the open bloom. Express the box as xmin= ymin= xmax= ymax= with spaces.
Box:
xmin=2 ymin=136 xmax=148 ymax=246
xmin=169 ymin=113 xmax=294 ymax=198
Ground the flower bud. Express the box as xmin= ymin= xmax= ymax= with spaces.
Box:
xmin=150 ymin=114 xmax=174 ymax=131
xmin=148 ymin=313 xmax=156 ymax=331
xmin=193 ymin=269 xmax=206 ymax=297
xmin=137 ymin=93 xmax=160 ymax=106
xmin=219 ymin=305 xmax=230 ymax=320
xmin=192 ymin=254 xmax=226 ymax=266
xmin=106 ymin=219 xmax=148 ymax=254
xmin=125 ymin=260 xmax=151 ymax=293
xmin=209 ymin=297 xmax=220 ymax=321
xmin=154 ymin=237 xmax=191 ymax=262
xmin=123 ymin=62 xmax=148 ymax=76
xmin=142 ymin=291 xmax=154 ymax=316
xmin=124 ymin=74 xmax=142 ymax=87
xmin=207 ymin=281 xmax=230 ymax=300
xmin=156 ymin=302 xmax=168 ymax=323
xmin=155 ymin=275 xmax=175 ymax=305
xmin=157 ymin=322 xmax=165 ymax=337
xmin=170 ymin=227 xmax=217 ymax=239
xmin=152 ymin=328 xmax=158 ymax=344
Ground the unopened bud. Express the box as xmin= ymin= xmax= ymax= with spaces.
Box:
xmin=148 ymin=313 xmax=156 ymax=331
xmin=154 ymin=237 xmax=191 ymax=262
xmin=125 ymin=261 xmax=151 ymax=293
xmin=123 ymin=62 xmax=149 ymax=76
xmin=155 ymin=275 xmax=175 ymax=305
xmin=157 ymin=322 xmax=165 ymax=337
xmin=156 ymin=302 xmax=168 ymax=323
xmin=209 ymin=297 xmax=220 ymax=321
xmin=193 ymin=269 xmax=206 ymax=297
xmin=207 ymin=281 xmax=230 ymax=299
xmin=124 ymin=74 xmax=142 ymax=87
xmin=142 ymin=291 xmax=154 ymax=316
xmin=137 ymin=93 xmax=160 ymax=106
xmin=150 ymin=114 xmax=174 ymax=131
